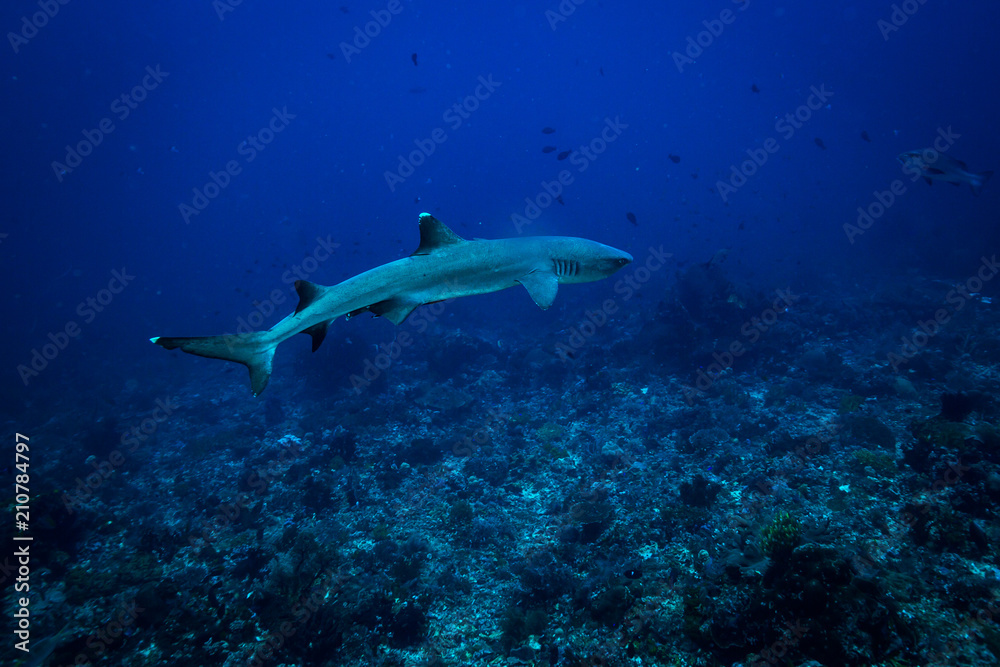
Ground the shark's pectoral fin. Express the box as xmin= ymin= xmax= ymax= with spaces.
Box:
xmin=518 ymin=271 xmax=559 ymax=310
xmin=347 ymin=299 xmax=420 ymax=325
xmin=301 ymin=321 xmax=331 ymax=352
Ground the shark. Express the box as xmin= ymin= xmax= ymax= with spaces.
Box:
xmin=151 ymin=213 xmax=633 ymax=395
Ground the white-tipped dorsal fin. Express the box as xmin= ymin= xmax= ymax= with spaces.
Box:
xmin=412 ymin=213 xmax=466 ymax=256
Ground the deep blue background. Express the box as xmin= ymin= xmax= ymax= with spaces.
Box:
xmin=2 ymin=0 xmax=998 ymax=403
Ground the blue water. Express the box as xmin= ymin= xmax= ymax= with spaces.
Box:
xmin=3 ymin=1 xmax=1000 ymax=665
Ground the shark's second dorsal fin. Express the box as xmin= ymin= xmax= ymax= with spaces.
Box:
xmin=412 ymin=213 xmax=465 ymax=256
xmin=294 ymin=280 xmax=326 ymax=314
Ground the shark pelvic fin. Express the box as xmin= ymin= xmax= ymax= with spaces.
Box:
xmin=412 ymin=213 xmax=465 ymax=256
xmin=348 ymin=299 xmax=419 ymax=325
xmin=294 ymin=280 xmax=327 ymax=314
xmin=517 ymin=271 xmax=559 ymax=310
xmin=301 ymin=321 xmax=330 ymax=352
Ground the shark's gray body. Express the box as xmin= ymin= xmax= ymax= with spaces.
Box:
xmin=152 ymin=213 xmax=632 ymax=395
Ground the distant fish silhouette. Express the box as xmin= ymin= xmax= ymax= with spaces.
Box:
xmin=898 ymin=150 xmax=993 ymax=195
xmin=861 ymin=131 xmax=871 ymax=143
xmin=556 ymin=195 xmax=565 ymax=205
xmin=542 ymin=146 xmax=557 ymax=153
xmin=668 ymin=154 xmax=681 ymax=164
xmin=557 ymin=150 xmax=572 ymax=160
xmin=326 ymin=53 xmax=336 ymax=60
xmin=626 ymin=212 xmax=637 ymax=225
xmin=599 ymin=67 xmax=604 ymax=76
xmin=409 ymin=87 xmax=427 ymax=94
xmin=411 ymin=53 xmax=418 ymax=66
xmin=814 ymin=137 xmax=827 ymax=150
xmin=705 ymin=247 xmax=730 ymax=268
xmin=542 ymin=127 xmax=556 ymax=134
xmin=751 ymin=83 xmax=760 ymax=93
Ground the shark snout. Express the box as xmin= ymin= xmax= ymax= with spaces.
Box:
xmin=598 ymin=250 xmax=632 ymax=277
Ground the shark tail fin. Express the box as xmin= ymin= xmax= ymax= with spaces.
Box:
xmin=971 ymin=170 xmax=993 ymax=196
xmin=151 ymin=332 xmax=276 ymax=396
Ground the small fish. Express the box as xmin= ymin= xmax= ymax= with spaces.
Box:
xmin=542 ymin=146 xmax=557 ymax=153
xmin=556 ymin=195 xmax=565 ymax=205
xmin=814 ymin=137 xmax=826 ymax=150
xmin=751 ymin=83 xmax=760 ymax=93
xmin=542 ymin=127 xmax=556 ymax=134
xmin=668 ymin=154 xmax=681 ymax=164
xmin=599 ymin=67 xmax=604 ymax=76
xmin=326 ymin=53 xmax=336 ymax=60
xmin=705 ymin=248 xmax=730 ymax=268
xmin=411 ymin=53 xmax=418 ymax=66
xmin=626 ymin=212 xmax=637 ymax=225
xmin=898 ymin=150 xmax=994 ymax=195
xmin=339 ymin=6 xmax=349 ymax=13
xmin=738 ymin=222 xmax=745 ymax=230
xmin=409 ymin=87 xmax=427 ymax=94
xmin=557 ymin=150 xmax=572 ymax=160
xmin=861 ymin=130 xmax=871 ymax=143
